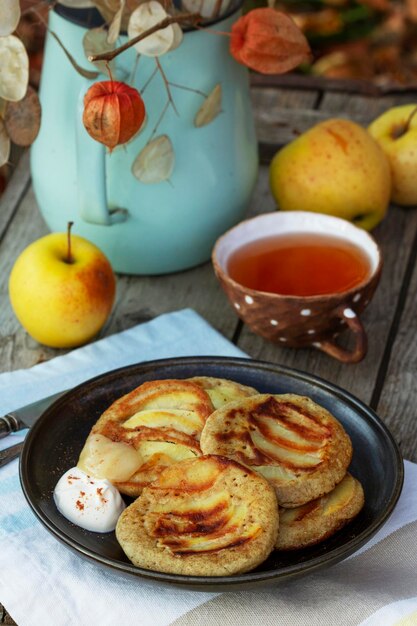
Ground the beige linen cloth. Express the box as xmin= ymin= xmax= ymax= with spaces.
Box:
xmin=0 ymin=310 xmax=415 ymax=626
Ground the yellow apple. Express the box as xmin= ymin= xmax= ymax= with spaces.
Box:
xmin=368 ymin=104 xmax=417 ymax=206
xmin=269 ymin=118 xmax=392 ymax=231
xmin=9 ymin=228 xmax=116 ymax=348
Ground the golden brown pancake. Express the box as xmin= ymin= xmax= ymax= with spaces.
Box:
xmin=187 ymin=376 xmax=258 ymax=410
xmin=77 ymin=377 xmax=259 ymax=498
xmin=200 ymin=394 xmax=353 ymax=508
xmin=78 ymin=379 xmax=213 ymax=497
xmin=116 ymin=455 xmax=279 ymax=576
xmin=276 ymin=473 xmax=364 ymax=550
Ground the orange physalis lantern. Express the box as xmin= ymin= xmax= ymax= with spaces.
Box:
xmin=83 ymin=81 xmax=146 ymax=151
xmin=230 ymin=8 xmax=311 ymax=75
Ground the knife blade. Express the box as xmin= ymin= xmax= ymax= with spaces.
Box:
xmin=0 ymin=390 xmax=66 ymax=439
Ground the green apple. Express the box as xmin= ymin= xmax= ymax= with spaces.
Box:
xmin=269 ymin=118 xmax=392 ymax=231
xmin=368 ymin=104 xmax=417 ymax=206
xmin=9 ymin=226 xmax=116 ymax=348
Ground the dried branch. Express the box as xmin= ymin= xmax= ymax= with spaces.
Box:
xmin=50 ymin=30 xmax=99 ymax=79
xmin=168 ymin=81 xmax=208 ymax=98
xmin=147 ymin=98 xmax=170 ymax=144
xmin=89 ymin=13 xmax=201 ymax=63
xmin=129 ymin=53 xmax=141 ymax=85
xmin=140 ymin=65 xmax=158 ymax=94
xmin=155 ymin=57 xmax=178 ymax=115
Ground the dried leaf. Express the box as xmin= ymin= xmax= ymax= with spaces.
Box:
xmin=0 ymin=35 xmax=29 ymax=102
xmin=169 ymin=23 xmax=184 ymax=52
xmin=194 ymin=84 xmax=222 ymax=127
xmin=50 ymin=30 xmax=99 ymax=80
xmin=57 ymin=0 xmax=95 ymax=6
xmin=0 ymin=0 xmax=20 ymax=37
xmin=4 ymin=86 xmax=41 ymax=146
xmin=91 ymin=0 xmax=144 ymax=29
xmin=0 ymin=119 xmax=10 ymax=167
xmin=128 ymin=2 xmax=175 ymax=57
xmin=107 ymin=0 xmax=125 ymax=44
xmin=83 ymin=28 xmax=115 ymax=73
xmin=132 ymin=135 xmax=174 ymax=183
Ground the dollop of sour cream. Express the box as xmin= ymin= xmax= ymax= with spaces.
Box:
xmin=53 ymin=467 xmax=126 ymax=533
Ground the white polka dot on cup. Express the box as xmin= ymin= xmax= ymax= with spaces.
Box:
xmin=301 ymin=309 xmax=311 ymax=316
xmin=234 ymin=302 xmax=240 ymax=310
xmin=270 ymin=319 xmax=279 ymax=326
xmin=244 ymin=295 xmax=254 ymax=305
xmin=343 ymin=308 xmax=356 ymax=319
xmin=353 ymin=293 xmax=361 ymax=303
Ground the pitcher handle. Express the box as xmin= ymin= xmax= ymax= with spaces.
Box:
xmin=76 ymin=78 xmax=128 ymax=226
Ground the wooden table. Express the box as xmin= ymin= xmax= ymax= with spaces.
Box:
xmin=1 ymin=82 xmax=417 ymax=624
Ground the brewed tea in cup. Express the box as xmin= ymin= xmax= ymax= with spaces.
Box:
xmin=212 ymin=212 xmax=382 ymax=363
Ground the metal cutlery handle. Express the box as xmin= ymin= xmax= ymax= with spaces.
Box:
xmin=0 ymin=442 xmax=24 ymax=469
xmin=0 ymin=414 xmax=21 ymax=439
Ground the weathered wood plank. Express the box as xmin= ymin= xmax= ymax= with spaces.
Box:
xmin=254 ymin=92 xmax=416 ymax=154
xmin=251 ymin=87 xmax=320 ymax=153
xmin=253 ymin=91 xmax=417 ymax=155
xmin=104 ymin=263 xmax=239 ymax=341
xmin=319 ymin=92 xmax=416 ymax=124
xmin=0 ymin=604 xmax=16 ymax=625
xmin=0 ymin=187 xmax=60 ymax=372
xmin=0 ymin=151 xmax=30 ymax=242
xmin=375 ymin=225 xmax=417 ymax=463
xmin=250 ymin=72 xmax=417 ymax=97
xmin=235 ymin=201 xmax=417 ymax=408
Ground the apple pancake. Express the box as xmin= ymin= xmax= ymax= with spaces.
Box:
xmin=187 ymin=376 xmax=258 ymax=409
xmin=78 ymin=379 xmax=214 ymax=497
xmin=116 ymin=455 xmax=279 ymax=576
xmin=77 ymin=377 xmax=259 ymax=498
xmin=200 ymin=394 xmax=353 ymax=508
xmin=276 ymin=473 xmax=365 ymax=550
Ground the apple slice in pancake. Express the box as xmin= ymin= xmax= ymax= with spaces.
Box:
xmin=276 ymin=473 xmax=365 ymax=550
xmin=78 ymin=379 xmax=212 ymax=497
xmin=116 ymin=455 xmax=279 ymax=576
xmin=200 ymin=393 xmax=353 ymax=508
xmin=188 ymin=376 xmax=258 ymax=409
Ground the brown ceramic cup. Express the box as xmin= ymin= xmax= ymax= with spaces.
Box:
xmin=212 ymin=211 xmax=382 ymax=363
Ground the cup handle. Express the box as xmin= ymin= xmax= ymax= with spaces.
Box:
xmin=76 ymin=78 xmax=129 ymax=226
xmin=316 ymin=305 xmax=368 ymax=363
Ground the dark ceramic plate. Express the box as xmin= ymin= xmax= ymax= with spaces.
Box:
xmin=20 ymin=357 xmax=403 ymax=591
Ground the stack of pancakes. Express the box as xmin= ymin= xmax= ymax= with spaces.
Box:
xmin=77 ymin=377 xmax=364 ymax=576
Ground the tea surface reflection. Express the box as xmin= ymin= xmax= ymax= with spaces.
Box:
xmin=227 ymin=233 xmax=371 ymax=297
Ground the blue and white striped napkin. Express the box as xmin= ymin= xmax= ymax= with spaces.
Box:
xmin=1 ymin=308 xmax=417 ymax=626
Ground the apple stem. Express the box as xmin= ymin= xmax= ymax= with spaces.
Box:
xmin=405 ymin=106 xmax=417 ymax=133
xmin=67 ymin=221 xmax=74 ymax=264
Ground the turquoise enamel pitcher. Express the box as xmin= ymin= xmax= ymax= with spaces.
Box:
xmin=31 ymin=4 xmax=258 ymax=274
